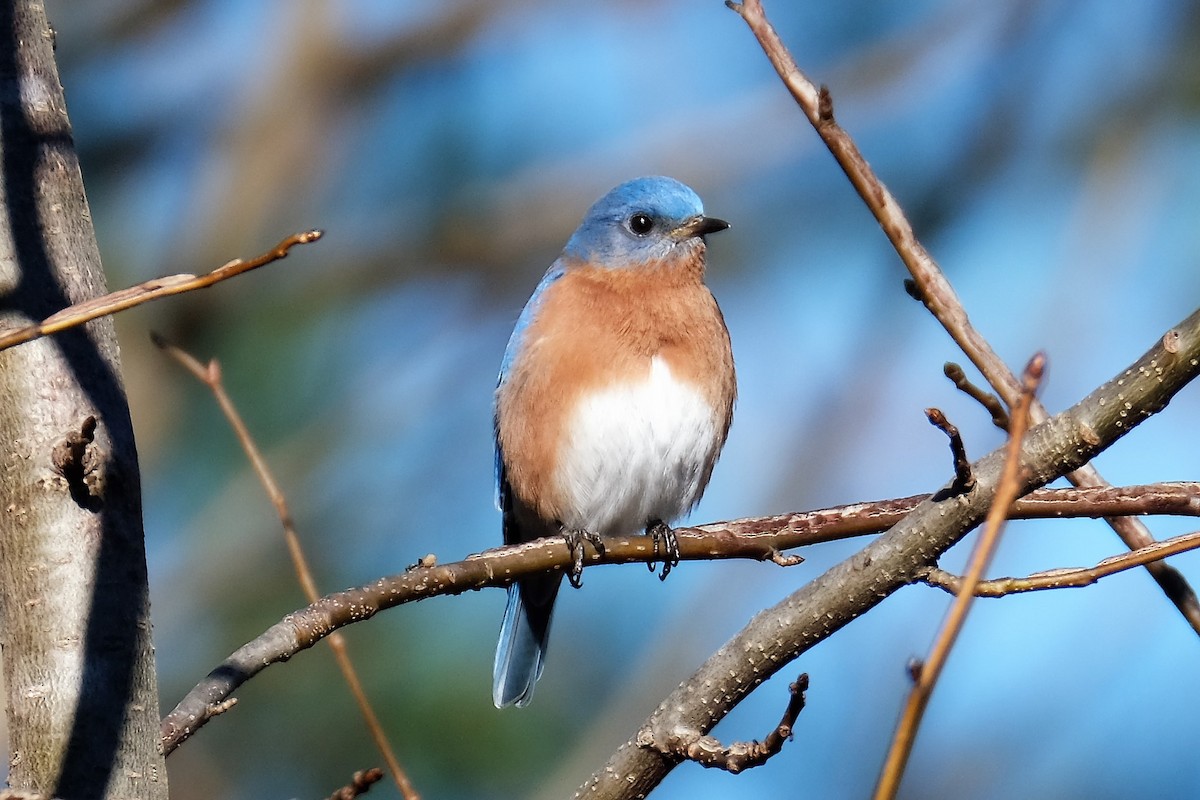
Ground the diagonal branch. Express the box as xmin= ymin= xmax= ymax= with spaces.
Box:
xmin=571 ymin=306 xmax=1200 ymax=798
xmin=874 ymin=354 xmax=1044 ymax=800
xmin=725 ymin=0 xmax=1200 ymax=636
xmin=0 ymin=230 xmax=322 ymax=353
xmin=155 ymin=340 xmax=420 ymax=799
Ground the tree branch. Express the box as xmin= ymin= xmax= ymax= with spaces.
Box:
xmin=155 ymin=341 xmax=421 ymax=799
xmin=637 ymin=674 xmax=808 ymax=773
xmin=159 ymin=458 xmax=1200 ymax=754
xmin=0 ymin=229 xmax=322 ymax=353
xmin=944 ymin=362 xmax=1009 ymax=430
xmin=925 ymin=408 xmax=975 ymax=498
xmin=920 ymin=527 xmax=1200 ymax=597
xmin=725 ymin=0 xmax=1200 ymax=636
xmin=874 ymin=354 xmax=1043 ymax=800
xmin=570 ymin=307 xmax=1200 ymax=798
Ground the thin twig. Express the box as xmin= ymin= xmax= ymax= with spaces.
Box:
xmin=921 ymin=526 xmax=1200 ymax=597
xmin=156 ymin=338 xmax=420 ymax=800
xmin=944 ymin=362 xmax=1009 ymax=430
xmin=726 ymin=0 xmax=1200 ymax=637
xmin=874 ymin=354 xmax=1045 ymax=800
xmin=640 ymin=674 xmax=809 ymax=773
xmin=0 ymin=230 xmax=321 ymax=353
xmin=925 ymin=408 xmax=975 ymax=498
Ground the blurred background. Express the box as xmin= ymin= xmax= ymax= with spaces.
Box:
xmin=31 ymin=0 xmax=1200 ymax=797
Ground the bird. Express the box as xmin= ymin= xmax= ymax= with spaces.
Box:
xmin=492 ymin=175 xmax=736 ymax=708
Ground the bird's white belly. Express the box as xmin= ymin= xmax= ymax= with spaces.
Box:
xmin=555 ymin=356 xmax=718 ymax=536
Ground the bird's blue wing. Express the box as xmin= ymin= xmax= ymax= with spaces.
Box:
xmin=494 ymin=261 xmax=566 ymax=508
xmin=492 ymin=261 xmax=568 ymax=707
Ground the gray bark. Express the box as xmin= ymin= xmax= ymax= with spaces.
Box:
xmin=0 ymin=2 xmax=167 ymax=798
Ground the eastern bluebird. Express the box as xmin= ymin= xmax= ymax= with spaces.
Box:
xmin=492 ymin=176 xmax=735 ymax=708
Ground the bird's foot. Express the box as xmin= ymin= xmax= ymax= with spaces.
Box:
xmin=562 ymin=527 xmax=605 ymax=588
xmin=646 ymin=520 xmax=680 ymax=581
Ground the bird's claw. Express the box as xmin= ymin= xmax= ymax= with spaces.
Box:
xmin=562 ymin=527 xmax=605 ymax=588
xmin=647 ymin=520 xmax=680 ymax=581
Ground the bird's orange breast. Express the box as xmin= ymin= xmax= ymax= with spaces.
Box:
xmin=496 ymin=247 xmax=735 ymax=525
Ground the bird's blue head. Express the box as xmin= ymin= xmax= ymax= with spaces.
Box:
xmin=561 ymin=176 xmax=728 ymax=268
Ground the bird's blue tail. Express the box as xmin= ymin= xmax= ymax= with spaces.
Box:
xmin=493 ymin=579 xmax=558 ymax=708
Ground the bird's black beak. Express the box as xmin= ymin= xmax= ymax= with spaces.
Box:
xmin=677 ymin=215 xmax=731 ymax=240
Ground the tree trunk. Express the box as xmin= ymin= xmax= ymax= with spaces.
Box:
xmin=0 ymin=2 xmax=167 ymax=798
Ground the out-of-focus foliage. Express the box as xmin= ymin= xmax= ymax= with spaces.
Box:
xmin=27 ymin=0 xmax=1200 ymax=798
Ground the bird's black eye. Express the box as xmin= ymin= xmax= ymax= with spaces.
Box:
xmin=628 ymin=213 xmax=654 ymax=236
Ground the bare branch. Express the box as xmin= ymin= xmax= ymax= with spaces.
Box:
xmin=570 ymin=255 xmax=1200 ymax=799
xmin=0 ymin=230 xmax=322 ymax=353
xmin=921 ymin=527 xmax=1200 ymax=597
xmin=725 ymin=0 xmax=1200 ymax=635
xmin=157 ymin=480 xmax=1200 ymax=755
xmin=639 ymin=675 xmax=808 ymax=773
xmin=689 ymin=482 xmax=1200 ymax=552
xmin=874 ymin=354 xmax=1044 ymax=800
xmin=1006 ymin=482 xmax=1200 ymax=519
xmin=944 ymin=362 xmax=1009 ymax=430
xmin=925 ymin=408 xmax=975 ymax=498
xmin=156 ymin=340 xmax=420 ymax=800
